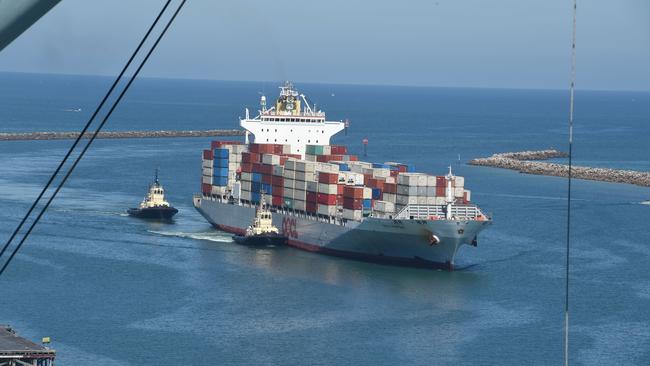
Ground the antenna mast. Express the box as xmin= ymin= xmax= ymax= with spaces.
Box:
xmin=564 ymin=1 xmax=577 ymax=365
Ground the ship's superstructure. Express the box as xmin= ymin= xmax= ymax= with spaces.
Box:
xmin=195 ymin=82 xmax=491 ymax=269
xmin=240 ymin=82 xmax=345 ymax=157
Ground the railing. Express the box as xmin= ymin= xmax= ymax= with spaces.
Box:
xmin=393 ymin=204 xmax=485 ymax=220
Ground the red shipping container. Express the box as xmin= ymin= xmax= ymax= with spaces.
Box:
xmin=279 ymin=156 xmax=288 ymax=166
xmin=252 ymin=163 xmax=262 ymax=173
xmin=318 ymin=172 xmax=338 ymax=184
xmin=343 ymin=186 xmax=363 ymax=199
xmin=348 ymin=155 xmax=358 ymax=162
xmin=390 ymin=170 xmax=399 ymax=177
xmin=337 ymin=184 xmax=344 ymax=195
xmin=211 ymin=140 xmax=242 ymax=149
xmin=203 ymin=149 xmax=213 ymax=160
xmin=436 ymin=186 xmax=446 ymax=197
xmin=272 ymin=175 xmax=284 ymax=186
xmin=272 ymin=186 xmax=284 ymax=196
xmin=436 ymin=176 xmax=446 ymax=187
xmin=201 ymin=183 xmax=211 ymax=194
xmin=262 ymin=174 xmax=273 ymax=184
xmin=306 ymin=191 xmax=318 ymax=203
xmin=343 ymin=197 xmax=363 ymax=210
xmin=261 ymin=164 xmax=273 ymax=175
xmin=272 ymin=195 xmax=284 ymax=206
xmin=398 ymin=165 xmax=408 ymax=173
xmin=242 ymin=152 xmax=260 ymax=164
xmin=463 ymin=191 xmax=470 ymax=203
xmin=318 ymin=193 xmax=337 ymax=205
xmin=240 ymin=163 xmax=253 ymax=173
xmin=306 ymin=201 xmax=318 ymax=213
xmin=384 ymin=183 xmax=397 ymax=194
xmin=331 ymin=145 xmax=348 ymax=155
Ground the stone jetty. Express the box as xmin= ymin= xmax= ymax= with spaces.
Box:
xmin=0 ymin=129 xmax=244 ymax=141
xmin=469 ymin=149 xmax=650 ymax=187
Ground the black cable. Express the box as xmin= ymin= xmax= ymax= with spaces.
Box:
xmin=0 ymin=0 xmax=173 ymax=261
xmin=0 ymin=0 xmax=187 ymax=277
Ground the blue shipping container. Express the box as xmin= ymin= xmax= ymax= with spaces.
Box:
xmin=372 ymin=163 xmax=388 ymax=169
xmin=212 ymin=167 xmax=229 ymax=177
xmin=337 ymin=163 xmax=350 ymax=171
xmin=251 ymin=182 xmax=261 ymax=192
xmin=261 ymin=183 xmax=272 ymax=194
xmin=363 ymin=199 xmax=372 ymax=209
xmin=252 ymin=172 xmax=262 ymax=182
xmin=213 ymin=148 xmax=229 ymax=159
xmin=251 ymin=192 xmax=260 ymax=203
xmin=371 ymin=188 xmax=382 ymax=200
xmin=213 ymin=176 xmax=228 ymax=186
xmin=213 ymin=157 xmax=229 ymax=167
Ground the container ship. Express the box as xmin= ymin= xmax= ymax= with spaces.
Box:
xmin=193 ymin=82 xmax=491 ymax=269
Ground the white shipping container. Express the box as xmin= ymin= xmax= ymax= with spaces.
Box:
xmin=211 ymin=185 xmax=227 ymax=196
xmin=285 ymin=159 xmax=297 ymax=171
xmin=435 ymin=197 xmax=447 ymax=205
xmin=385 ymin=176 xmax=396 ymax=184
xmin=417 ymin=174 xmax=428 ymax=186
xmin=374 ymin=200 xmax=395 ymax=213
xmin=342 ymin=172 xmax=364 ymax=186
xmin=294 ymin=199 xmax=306 ymax=211
xmin=317 ymin=204 xmax=337 ymax=216
xmin=296 ymin=160 xmax=315 ymax=172
xmin=282 ymin=144 xmax=292 ymax=154
xmin=363 ymin=187 xmax=372 ymax=199
xmin=349 ymin=164 xmax=365 ymax=174
xmin=397 ymin=173 xmax=423 ymax=186
xmin=283 ymin=169 xmax=296 ymax=179
xmin=240 ymin=180 xmax=251 ymax=191
xmin=396 ymin=194 xmax=418 ymax=205
xmin=202 ymin=167 xmax=213 ymax=177
xmin=294 ymin=180 xmax=307 ymax=191
xmin=426 ymin=196 xmax=436 ymax=205
xmin=232 ymin=182 xmax=241 ymax=200
xmin=382 ymin=193 xmax=397 ymax=202
xmin=293 ymin=189 xmax=306 ymax=200
xmin=262 ymin=154 xmax=280 ymax=165
xmin=417 ymin=196 xmax=427 ymax=205
xmin=397 ymin=185 xmax=418 ymax=196
xmin=240 ymin=190 xmax=251 ymax=201
xmin=372 ymin=168 xmax=391 ymax=178
xmin=318 ymin=183 xmax=338 ymax=195
xmin=417 ymin=186 xmax=427 ymax=196
xmin=454 ymin=176 xmax=465 ymax=188
xmin=426 ymin=187 xmax=437 ymax=197
xmin=426 ymin=175 xmax=437 ymax=187
xmin=284 ymin=178 xmax=295 ymax=189
xmin=202 ymin=159 xmax=212 ymax=169
xmin=304 ymin=154 xmax=317 ymax=162
xmin=454 ymin=187 xmax=464 ymax=198
xmin=202 ymin=175 xmax=212 ymax=185
xmin=306 ymin=181 xmax=318 ymax=192
xmin=342 ymin=208 xmax=362 ymax=221
xmin=464 ymin=189 xmax=471 ymax=202
xmin=240 ymin=172 xmax=252 ymax=181
xmin=273 ymin=165 xmax=284 ymax=176
xmin=228 ymin=162 xmax=239 ymax=172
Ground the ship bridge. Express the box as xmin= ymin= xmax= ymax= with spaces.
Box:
xmin=240 ymin=82 xmax=345 ymax=157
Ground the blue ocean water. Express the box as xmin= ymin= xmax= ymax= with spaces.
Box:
xmin=0 ymin=72 xmax=649 ymax=365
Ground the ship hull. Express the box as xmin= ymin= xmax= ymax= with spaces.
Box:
xmin=194 ymin=196 xmax=490 ymax=270
xmin=127 ymin=206 xmax=178 ymax=220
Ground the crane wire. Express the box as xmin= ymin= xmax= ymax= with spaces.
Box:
xmin=0 ymin=0 xmax=187 ymax=277
xmin=0 ymin=0 xmax=172 ymax=263
xmin=565 ymin=0 xmax=577 ymax=365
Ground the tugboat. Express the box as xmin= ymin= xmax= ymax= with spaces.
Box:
xmin=232 ymin=193 xmax=287 ymax=246
xmin=127 ymin=169 xmax=178 ymax=219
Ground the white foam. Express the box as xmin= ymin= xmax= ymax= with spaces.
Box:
xmin=148 ymin=230 xmax=233 ymax=243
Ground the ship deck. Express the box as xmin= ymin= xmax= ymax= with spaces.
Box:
xmin=0 ymin=326 xmax=55 ymax=365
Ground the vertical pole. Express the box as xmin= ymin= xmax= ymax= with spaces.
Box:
xmin=565 ymin=1 xmax=577 ymax=366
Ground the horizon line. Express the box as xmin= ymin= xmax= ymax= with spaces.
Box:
xmin=1 ymin=70 xmax=649 ymax=94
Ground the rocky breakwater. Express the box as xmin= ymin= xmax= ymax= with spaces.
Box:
xmin=0 ymin=129 xmax=244 ymax=141
xmin=469 ymin=149 xmax=650 ymax=187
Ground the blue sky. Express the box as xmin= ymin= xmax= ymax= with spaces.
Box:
xmin=0 ymin=0 xmax=648 ymax=90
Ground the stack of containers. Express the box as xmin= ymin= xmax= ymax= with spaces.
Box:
xmin=201 ymin=149 xmax=213 ymax=195
xmin=317 ymin=170 xmax=339 ymax=216
xmin=212 ymin=147 xmax=230 ymax=195
xmin=271 ymin=164 xmax=284 ymax=207
xmin=342 ymin=186 xmax=363 ymax=220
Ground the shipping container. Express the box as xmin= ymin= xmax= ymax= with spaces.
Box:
xmin=343 ymin=185 xmax=363 ymax=199
xmin=201 ymin=183 xmax=211 ymax=195
xmin=342 ymin=208 xmax=362 ymax=221
xmin=343 ymin=197 xmax=363 ymax=210
xmin=318 ymin=172 xmax=339 ymax=184
xmin=306 ymin=201 xmax=318 ymax=213
xmin=317 ymin=193 xmax=337 ymax=205
xmin=317 ymin=204 xmax=337 ymax=216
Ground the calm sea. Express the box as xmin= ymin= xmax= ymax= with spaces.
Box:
xmin=1 ymin=72 xmax=649 ymax=365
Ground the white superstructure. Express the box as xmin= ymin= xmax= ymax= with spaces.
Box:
xmin=139 ymin=169 xmax=172 ymax=209
xmin=240 ymin=81 xmax=345 ymax=158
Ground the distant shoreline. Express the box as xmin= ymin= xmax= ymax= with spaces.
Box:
xmin=469 ymin=149 xmax=650 ymax=187
xmin=0 ymin=129 xmax=244 ymax=141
